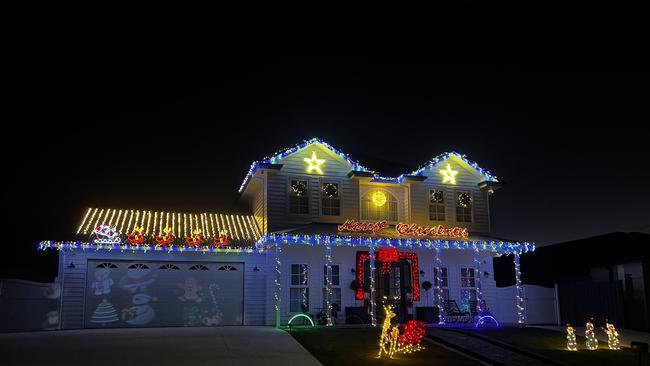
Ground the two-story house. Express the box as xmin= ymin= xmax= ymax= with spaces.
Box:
xmin=42 ymin=138 xmax=533 ymax=329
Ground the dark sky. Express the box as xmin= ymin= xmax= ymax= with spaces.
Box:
xmin=6 ymin=4 xmax=650 ymax=281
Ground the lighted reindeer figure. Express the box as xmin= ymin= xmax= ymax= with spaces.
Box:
xmin=603 ymin=321 xmax=621 ymax=350
xmin=585 ymin=319 xmax=599 ymax=350
xmin=566 ymin=324 xmax=578 ymax=351
xmin=377 ymin=305 xmax=425 ymax=359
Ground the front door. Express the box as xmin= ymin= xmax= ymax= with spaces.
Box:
xmin=376 ymin=260 xmax=411 ymax=323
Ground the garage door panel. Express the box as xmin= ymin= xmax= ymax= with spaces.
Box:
xmin=85 ymin=260 xmax=243 ymax=328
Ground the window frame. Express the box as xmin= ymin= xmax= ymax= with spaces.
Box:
xmin=290 ymin=263 xmax=310 ymax=313
xmin=455 ymin=190 xmax=473 ymax=223
xmin=428 ymin=188 xmax=446 ymax=221
xmin=288 ymin=177 xmax=310 ymax=215
xmin=320 ymin=181 xmax=341 ymax=217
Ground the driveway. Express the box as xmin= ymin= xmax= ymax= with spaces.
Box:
xmin=0 ymin=326 xmax=322 ymax=366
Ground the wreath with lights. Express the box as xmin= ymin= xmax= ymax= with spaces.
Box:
xmin=457 ymin=192 xmax=472 ymax=208
xmin=291 ymin=181 xmax=308 ymax=196
xmin=322 ymin=183 xmax=338 ymax=198
xmin=429 ymin=190 xmax=443 ymax=203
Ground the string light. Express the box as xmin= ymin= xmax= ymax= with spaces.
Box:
xmin=274 ymin=242 xmax=282 ymax=328
xmin=439 ymin=164 xmax=459 ymax=185
xmin=325 ymin=243 xmax=333 ymax=326
xmin=474 ymin=249 xmax=484 ymax=313
xmin=514 ymin=252 xmax=525 ymax=324
xmin=434 ymin=248 xmax=446 ymax=324
xmin=38 ymin=240 xmax=262 ymax=254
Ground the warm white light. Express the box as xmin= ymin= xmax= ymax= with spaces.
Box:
xmin=440 ymin=164 xmax=459 ymax=184
xmin=304 ymin=151 xmax=325 ymax=174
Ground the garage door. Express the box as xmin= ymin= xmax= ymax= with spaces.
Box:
xmin=84 ymin=260 xmax=243 ymax=328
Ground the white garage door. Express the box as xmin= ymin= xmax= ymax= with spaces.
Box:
xmin=84 ymin=260 xmax=243 ymax=328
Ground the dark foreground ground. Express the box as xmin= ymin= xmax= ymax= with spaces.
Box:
xmin=0 ymin=326 xmax=321 ymax=366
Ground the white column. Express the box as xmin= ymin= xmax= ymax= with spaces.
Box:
xmin=274 ymin=242 xmax=281 ymax=328
xmin=369 ymin=242 xmax=377 ymax=326
xmin=434 ymin=247 xmax=446 ymax=324
xmin=325 ymin=243 xmax=333 ymax=326
xmin=474 ymin=249 xmax=484 ymax=313
xmin=514 ymin=252 xmax=525 ymax=325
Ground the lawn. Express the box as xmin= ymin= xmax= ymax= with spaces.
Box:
xmin=287 ymin=326 xmax=479 ymax=366
xmin=466 ymin=327 xmax=649 ymax=366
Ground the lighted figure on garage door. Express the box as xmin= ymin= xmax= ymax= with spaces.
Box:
xmin=119 ymin=263 xmax=156 ymax=293
xmin=91 ymin=265 xmax=115 ymax=295
xmin=122 ymin=293 xmax=157 ymax=325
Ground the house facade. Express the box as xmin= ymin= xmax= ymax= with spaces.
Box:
xmin=41 ymin=138 xmax=534 ymax=329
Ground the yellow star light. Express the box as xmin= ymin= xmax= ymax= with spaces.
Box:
xmin=439 ymin=164 xmax=458 ymax=184
xmin=304 ymin=151 xmax=325 ymax=174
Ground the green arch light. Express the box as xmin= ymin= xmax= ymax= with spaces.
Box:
xmin=288 ymin=313 xmax=315 ymax=327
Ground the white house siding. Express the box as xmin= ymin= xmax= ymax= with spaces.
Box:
xmin=263 ymin=142 xmax=360 ymax=232
xmin=276 ymin=245 xmax=499 ymax=325
xmin=58 ymin=250 xmax=269 ymax=329
xmin=409 ymin=155 xmax=490 ymax=232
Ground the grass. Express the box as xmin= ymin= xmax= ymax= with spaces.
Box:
xmin=287 ymin=326 xmax=479 ymax=366
xmin=465 ymin=327 xmax=649 ymax=366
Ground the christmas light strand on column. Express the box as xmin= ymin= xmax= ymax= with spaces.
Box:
xmin=514 ymin=252 xmax=525 ymax=325
xmin=434 ymin=248 xmax=446 ymax=324
xmin=369 ymin=243 xmax=377 ymax=326
xmin=274 ymin=242 xmax=282 ymax=328
xmin=566 ymin=324 xmax=578 ymax=351
xmin=325 ymin=243 xmax=333 ymax=326
xmin=474 ymin=249 xmax=484 ymax=313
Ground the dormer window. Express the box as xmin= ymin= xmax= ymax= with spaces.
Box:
xmin=321 ymin=183 xmax=340 ymax=216
xmin=361 ymin=190 xmax=397 ymax=222
xmin=289 ymin=179 xmax=309 ymax=214
xmin=429 ymin=189 xmax=446 ymax=221
xmin=456 ymin=191 xmax=473 ymax=223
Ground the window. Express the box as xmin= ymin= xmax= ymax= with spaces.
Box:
xmin=323 ymin=264 xmax=341 ymax=315
xmin=128 ymin=263 xmax=149 ymax=269
xmin=429 ymin=189 xmax=446 ymax=221
xmin=433 ymin=267 xmax=449 ymax=304
xmin=190 ymin=264 xmax=209 ymax=271
xmin=460 ymin=267 xmax=477 ymax=309
xmin=290 ymin=264 xmax=309 ymax=312
xmin=160 ymin=264 xmax=180 ymax=270
xmin=321 ymin=183 xmax=340 ymax=216
xmin=96 ymin=262 xmax=118 ymax=268
xmin=323 ymin=264 xmax=340 ymax=286
xmin=455 ymin=191 xmax=472 ymax=223
xmin=361 ymin=190 xmax=398 ymax=221
xmin=217 ymin=265 xmax=237 ymax=271
xmin=289 ymin=179 xmax=309 ymax=214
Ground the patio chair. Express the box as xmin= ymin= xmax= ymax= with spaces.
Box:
xmin=443 ymin=300 xmax=471 ymax=323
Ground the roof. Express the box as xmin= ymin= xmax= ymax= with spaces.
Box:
xmin=267 ymin=223 xmax=533 ymax=254
xmin=75 ymin=207 xmax=262 ymax=246
xmin=238 ymin=137 xmax=499 ymax=192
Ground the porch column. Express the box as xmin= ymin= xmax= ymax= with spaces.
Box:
xmin=474 ymin=249 xmax=484 ymax=313
xmin=325 ymin=243 xmax=333 ymax=326
xmin=369 ymin=242 xmax=377 ymax=326
xmin=514 ymin=252 xmax=525 ymax=325
xmin=434 ymin=247 xmax=446 ymax=324
xmin=274 ymin=242 xmax=282 ymax=328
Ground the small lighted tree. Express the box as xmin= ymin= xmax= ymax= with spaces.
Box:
xmin=585 ymin=319 xmax=599 ymax=350
xmin=566 ymin=324 xmax=578 ymax=351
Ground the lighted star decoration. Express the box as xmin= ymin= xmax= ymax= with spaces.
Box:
xmin=439 ymin=164 xmax=459 ymax=185
xmin=304 ymin=151 xmax=325 ymax=174
xmin=372 ymin=191 xmax=387 ymax=207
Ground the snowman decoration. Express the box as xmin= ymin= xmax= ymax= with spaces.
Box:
xmin=585 ymin=319 xmax=599 ymax=350
xmin=122 ymin=293 xmax=157 ymax=325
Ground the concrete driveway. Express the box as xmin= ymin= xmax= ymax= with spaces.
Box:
xmin=0 ymin=326 xmax=322 ymax=366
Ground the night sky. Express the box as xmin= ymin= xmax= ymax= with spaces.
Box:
xmin=6 ymin=5 xmax=649 ymax=281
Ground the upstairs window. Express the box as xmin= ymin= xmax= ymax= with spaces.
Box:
xmin=429 ymin=189 xmax=446 ymax=221
xmin=289 ymin=179 xmax=309 ymax=214
xmin=321 ymin=183 xmax=340 ymax=216
xmin=361 ymin=190 xmax=398 ymax=222
xmin=455 ymin=191 xmax=472 ymax=223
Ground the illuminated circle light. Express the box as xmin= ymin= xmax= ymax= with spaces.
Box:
xmin=372 ymin=191 xmax=387 ymax=207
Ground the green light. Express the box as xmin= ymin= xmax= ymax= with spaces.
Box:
xmin=288 ymin=313 xmax=315 ymax=327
